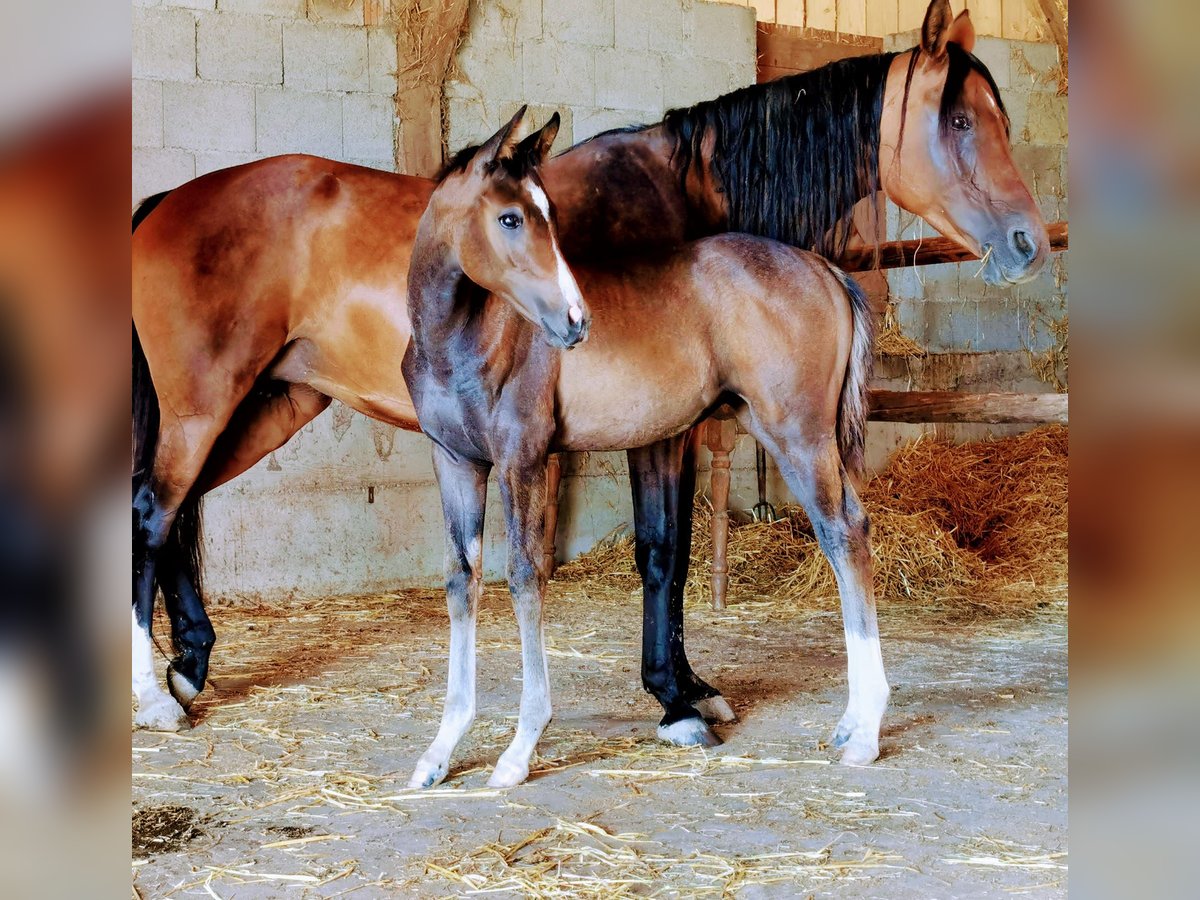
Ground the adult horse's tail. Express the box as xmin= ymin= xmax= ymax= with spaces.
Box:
xmin=831 ymin=266 xmax=874 ymax=485
xmin=133 ymin=191 xmax=204 ymax=609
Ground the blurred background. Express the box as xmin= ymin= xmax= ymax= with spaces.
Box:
xmin=0 ymin=0 xmax=1196 ymax=896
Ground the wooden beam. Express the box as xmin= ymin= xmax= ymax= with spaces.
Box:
xmin=1029 ymin=0 xmax=1068 ymax=61
xmin=840 ymin=221 xmax=1068 ymax=272
xmin=868 ymin=390 xmax=1068 ymax=424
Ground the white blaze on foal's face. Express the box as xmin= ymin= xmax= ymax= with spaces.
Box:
xmin=527 ymin=181 xmax=585 ymax=326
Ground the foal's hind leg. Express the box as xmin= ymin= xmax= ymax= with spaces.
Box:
xmin=410 ymin=446 xmax=489 ymax=789
xmin=628 ymin=437 xmax=720 ymax=747
xmin=749 ymin=420 xmax=889 ymax=765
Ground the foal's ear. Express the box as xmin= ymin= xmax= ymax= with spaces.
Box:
xmin=946 ymin=10 xmax=975 ymax=53
xmin=516 ymin=112 xmax=560 ymax=168
xmin=477 ymin=105 xmax=528 ymax=170
xmin=919 ymin=0 xmax=955 ymax=60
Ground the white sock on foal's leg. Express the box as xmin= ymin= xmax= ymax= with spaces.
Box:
xmin=131 ymin=608 xmax=189 ymax=731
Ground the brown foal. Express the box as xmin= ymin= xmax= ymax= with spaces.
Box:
xmin=405 ymin=109 xmax=881 ymax=788
xmin=133 ymin=1 xmax=1044 ymax=742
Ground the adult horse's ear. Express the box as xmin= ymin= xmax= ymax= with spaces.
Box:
xmin=478 ymin=105 xmax=527 ymax=169
xmin=516 ymin=112 xmax=560 ymax=167
xmin=919 ymin=0 xmax=955 ymax=60
xmin=946 ymin=10 xmax=975 ymax=53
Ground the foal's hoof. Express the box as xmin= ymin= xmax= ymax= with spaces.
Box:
xmin=487 ymin=756 xmax=530 ymax=789
xmin=692 ymin=695 xmax=737 ymax=724
xmin=657 ymin=717 xmax=722 ymax=748
xmin=409 ymin=755 xmax=449 ymax=789
xmin=838 ymin=740 xmax=880 ymax=767
xmin=133 ymin=695 xmax=190 ymax=732
xmin=167 ymin=666 xmax=201 ymax=711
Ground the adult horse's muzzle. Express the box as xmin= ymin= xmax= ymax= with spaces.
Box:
xmin=978 ymin=219 xmax=1049 ymax=286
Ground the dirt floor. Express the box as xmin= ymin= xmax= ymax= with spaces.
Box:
xmin=132 ymin=578 xmax=1067 ymax=898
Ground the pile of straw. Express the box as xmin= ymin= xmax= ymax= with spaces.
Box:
xmin=559 ymin=427 xmax=1067 ymax=619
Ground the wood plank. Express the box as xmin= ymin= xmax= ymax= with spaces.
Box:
xmin=837 ymin=0 xmax=867 ymax=36
xmin=868 ymin=390 xmax=1067 ymax=424
xmin=966 ymin=0 xmax=1004 ymax=37
xmin=1003 ymin=0 xmax=1045 ymax=41
xmin=898 ymin=0 xmax=930 ymax=33
xmin=839 ymin=221 xmax=1067 ymax=272
xmin=865 ymin=0 xmax=899 ymax=37
xmin=1029 ymin=0 xmax=1068 ymax=59
xmin=808 ymin=0 xmax=838 ymax=31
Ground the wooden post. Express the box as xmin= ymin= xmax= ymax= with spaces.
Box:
xmin=543 ymin=453 xmax=562 ymax=578
xmin=705 ymin=417 xmax=736 ymax=611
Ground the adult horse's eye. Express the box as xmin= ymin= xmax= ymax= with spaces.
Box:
xmin=950 ymin=114 xmax=971 ymax=132
xmin=498 ymin=212 xmax=522 ymax=230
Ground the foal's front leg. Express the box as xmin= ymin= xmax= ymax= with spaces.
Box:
xmin=489 ymin=458 xmax=554 ymax=788
xmin=410 ymin=446 xmax=489 ymax=789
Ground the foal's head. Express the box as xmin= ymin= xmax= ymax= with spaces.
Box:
xmin=432 ymin=107 xmax=589 ymax=349
xmin=880 ymin=0 xmax=1049 ymax=283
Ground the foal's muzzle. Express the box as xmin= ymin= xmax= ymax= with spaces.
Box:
xmin=541 ymin=312 xmax=590 ymax=349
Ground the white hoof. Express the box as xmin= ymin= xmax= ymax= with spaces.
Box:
xmin=409 ymin=754 xmax=450 ymax=789
xmin=692 ymin=695 xmax=736 ymax=724
xmin=839 ymin=739 xmax=880 ymax=767
xmin=168 ymin=669 xmax=200 ymax=710
xmin=133 ymin=695 xmax=190 ymax=732
xmin=487 ymin=755 xmax=530 ymax=789
xmin=657 ymin=717 xmax=722 ymax=748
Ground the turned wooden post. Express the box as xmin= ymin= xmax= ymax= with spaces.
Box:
xmin=705 ymin=417 xmax=736 ymax=610
xmin=543 ymin=453 xmax=563 ymax=578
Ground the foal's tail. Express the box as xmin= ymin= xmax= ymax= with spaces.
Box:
xmin=831 ymin=265 xmax=874 ymax=485
xmin=133 ymin=191 xmax=204 ymax=605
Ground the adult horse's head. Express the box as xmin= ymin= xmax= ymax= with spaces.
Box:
xmin=880 ymin=0 xmax=1048 ymax=283
xmin=432 ymin=107 xmax=589 ymax=349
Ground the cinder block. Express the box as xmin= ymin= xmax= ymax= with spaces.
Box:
xmin=970 ymin=36 xmax=1012 ymax=90
xmin=1023 ymin=92 xmax=1067 ymax=146
xmin=619 ymin=0 xmax=690 ymax=55
xmin=882 ymin=29 xmax=920 ymax=53
xmin=662 ymin=56 xmax=736 ymax=110
xmin=447 ymin=39 xmax=523 ymax=103
xmin=217 ymin=0 xmax=305 ymax=16
xmin=283 ymin=21 xmax=369 ymax=92
xmin=1010 ymin=40 xmax=1060 ymax=92
xmin=1003 ymin=89 xmax=1029 ymax=144
xmin=367 ymin=27 xmax=397 ymax=94
xmin=1011 ymin=144 xmax=1063 ymax=221
xmin=133 ymin=147 xmax=195 ymax=204
xmin=194 ymin=150 xmax=260 ymax=176
xmin=974 ymin=298 xmax=1022 ymax=352
xmin=594 ymin=49 xmax=662 ymax=112
xmin=133 ymin=7 xmax=195 ymax=81
xmin=255 ymin=87 xmax=344 ymax=157
xmin=499 ymin=103 xmax=573 ymax=156
xmin=343 ymin=92 xmax=395 ymax=159
xmin=445 ymin=96 xmax=505 ymax=154
xmin=308 ymin=0 xmax=364 ymax=25
xmin=544 ymin=0 xmax=613 ymax=47
xmin=573 ymin=106 xmax=652 ymax=143
xmin=1022 ymin=295 xmax=1068 ymax=354
xmin=198 ymin=12 xmax=283 ymax=84
xmin=132 ymin=79 xmax=163 ymax=148
xmin=522 ymin=39 xmax=595 ymax=106
xmin=163 ymin=81 xmax=255 ymax=151
xmin=690 ymin=0 xmax=756 ymax=64
xmin=163 ymin=0 xmax=216 ymax=9
xmin=465 ymin=0 xmax=542 ymax=44
xmin=345 ymin=157 xmax=396 ymax=173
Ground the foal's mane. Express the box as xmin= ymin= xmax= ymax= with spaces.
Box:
xmin=660 ymin=43 xmax=1006 ymax=260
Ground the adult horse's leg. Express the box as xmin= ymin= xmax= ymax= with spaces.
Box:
xmin=410 ymin=446 xmax=489 ymax=789
xmin=749 ymin=419 xmax=889 ymax=765
xmin=672 ymin=429 xmax=736 ymax=724
xmin=489 ymin=456 xmax=555 ymax=788
xmin=628 ymin=437 xmax=720 ymax=747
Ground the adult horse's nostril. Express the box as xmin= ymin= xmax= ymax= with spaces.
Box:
xmin=1009 ymin=228 xmax=1038 ymax=264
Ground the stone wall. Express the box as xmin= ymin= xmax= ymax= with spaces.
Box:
xmin=132 ymin=0 xmax=400 ymax=204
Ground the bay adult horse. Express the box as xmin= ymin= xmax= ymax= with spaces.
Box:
xmin=133 ymin=1 xmax=1047 ymax=739
xmin=406 ymin=108 xmax=881 ymax=787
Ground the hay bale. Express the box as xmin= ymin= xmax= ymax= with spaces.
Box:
xmin=558 ymin=427 xmax=1067 ymax=619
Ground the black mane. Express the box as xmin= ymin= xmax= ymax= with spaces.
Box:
xmin=661 ymin=44 xmax=1005 ymax=259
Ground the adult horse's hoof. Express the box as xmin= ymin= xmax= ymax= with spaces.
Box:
xmin=657 ymin=717 xmax=722 ymax=748
xmin=692 ymin=695 xmax=737 ymax=724
xmin=167 ymin=666 xmax=201 ymax=711
xmin=838 ymin=741 xmax=880 ymax=767
xmin=133 ymin=695 xmax=190 ymax=732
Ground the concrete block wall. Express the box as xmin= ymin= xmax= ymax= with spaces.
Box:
xmin=445 ymin=0 xmax=757 ymax=153
xmin=132 ymin=0 xmax=400 ymax=204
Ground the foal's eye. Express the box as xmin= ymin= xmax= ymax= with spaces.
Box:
xmin=950 ymin=114 xmax=971 ymax=132
xmin=498 ymin=212 xmax=523 ymax=230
